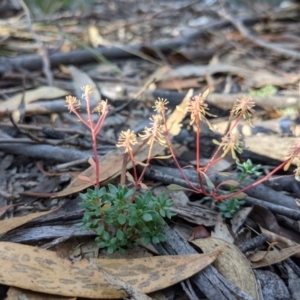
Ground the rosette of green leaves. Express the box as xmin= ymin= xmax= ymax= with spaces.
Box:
xmin=78 ymin=184 xmax=174 ymax=254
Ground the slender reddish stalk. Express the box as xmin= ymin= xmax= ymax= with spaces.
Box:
xmin=66 ymin=87 xmax=110 ymax=189
xmin=137 ymin=140 xmax=155 ymax=187
xmin=160 ymin=111 xmax=202 ymax=193
xmin=212 ymin=160 xmax=288 ymax=201
xmin=84 ymin=91 xmax=100 ymax=188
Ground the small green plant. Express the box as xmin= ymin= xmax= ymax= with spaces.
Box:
xmin=236 ymin=159 xmax=262 ymax=182
xmin=249 ymin=84 xmax=277 ymax=97
xmin=217 ymin=198 xmax=246 ymax=219
xmin=214 ymin=159 xmax=262 ymax=219
xmin=78 ymin=184 xmax=173 ymax=254
xmin=215 ymin=159 xmax=261 ymax=218
xmin=25 ymin=0 xmax=92 ymax=16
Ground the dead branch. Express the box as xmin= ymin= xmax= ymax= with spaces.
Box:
xmin=0 ymin=16 xmax=261 ymax=75
xmin=219 ymin=9 xmax=300 ymax=59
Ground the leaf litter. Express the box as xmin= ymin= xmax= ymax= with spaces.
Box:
xmin=1 ymin=0 xmax=300 ymax=299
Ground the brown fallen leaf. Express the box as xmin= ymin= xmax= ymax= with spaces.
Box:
xmin=192 ymin=237 xmax=259 ymax=300
xmin=0 ymin=242 xmax=222 ymax=299
xmin=248 ymin=242 xmax=278 ymax=263
xmin=0 ymin=208 xmax=59 ymax=235
xmin=249 ymin=245 xmax=300 ymax=268
xmin=260 ymin=226 xmax=300 ymax=259
xmin=189 ymin=225 xmax=210 ymax=241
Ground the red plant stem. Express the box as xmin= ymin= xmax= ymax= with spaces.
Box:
xmin=69 ymin=104 xmax=99 ymax=185
xmin=137 ymin=140 xmax=154 ymax=187
xmin=83 ymin=91 xmax=100 ymax=188
xmin=71 ymin=108 xmax=90 ymax=129
xmin=94 ymin=104 xmax=109 ymax=133
xmin=193 ymin=117 xmax=212 ymax=196
xmin=213 ymin=160 xmax=289 ymax=201
xmin=161 ymin=111 xmax=202 ymax=193
xmin=195 ymin=118 xmax=201 ymax=182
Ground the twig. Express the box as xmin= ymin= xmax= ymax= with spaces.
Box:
xmin=9 ymin=114 xmax=79 ymax=146
xmin=0 ymin=143 xmax=90 ymax=162
xmin=0 ymin=16 xmax=263 ymax=75
xmin=245 ymin=196 xmax=300 ymax=220
xmin=219 ymin=9 xmax=300 ymax=59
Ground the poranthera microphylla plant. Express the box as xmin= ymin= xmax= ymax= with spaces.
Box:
xmin=66 ymin=85 xmax=300 ymax=251
xmin=66 ymin=86 xmax=173 ymax=253
xmin=66 ymin=86 xmax=109 ymax=188
xmin=153 ymin=92 xmax=300 ymax=202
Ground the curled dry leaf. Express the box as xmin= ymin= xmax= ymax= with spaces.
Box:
xmin=248 ymin=242 xmax=278 ymax=263
xmin=0 ymin=242 xmax=223 ymax=299
xmin=249 ymin=245 xmax=300 ymax=268
xmin=260 ymin=226 xmax=300 ymax=259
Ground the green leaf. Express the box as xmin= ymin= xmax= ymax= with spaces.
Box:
xmin=149 ymin=211 xmax=160 ymax=220
xmin=103 ymin=231 xmax=110 ymax=241
xmin=143 ymin=213 xmax=152 ymax=222
xmin=104 ymin=215 xmax=113 ymax=224
xmin=124 ymin=188 xmax=135 ymax=199
xmin=98 ymin=242 xmax=106 ymax=248
xmin=159 ymin=208 xmax=166 ymax=217
xmin=110 ymin=237 xmax=117 ymax=245
xmin=224 ymin=212 xmax=232 ymax=218
xmin=128 ymin=206 xmax=137 ymax=216
xmin=152 ymin=236 xmax=160 ymax=244
xmin=142 ymin=226 xmax=150 ymax=233
xmin=158 ymin=234 xmax=167 ymax=242
xmin=116 ymin=229 xmax=124 ymax=240
xmin=118 ymin=214 xmax=127 ymax=225
xmin=129 ymin=216 xmax=137 ymax=226
xmin=143 ymin=237 xmax=151 ymax=245
xmin=108 ymin=184 xmax=118 ymax=194
xmin=143 ymin=191 xmax=153 ymax=203
xmin=134 ymin=196 xmax=143 ymax=207
xmin=107 ymin=246 xmax=115 ymax=254
xmin=166 ymin=210 xmax=172 ymax=219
